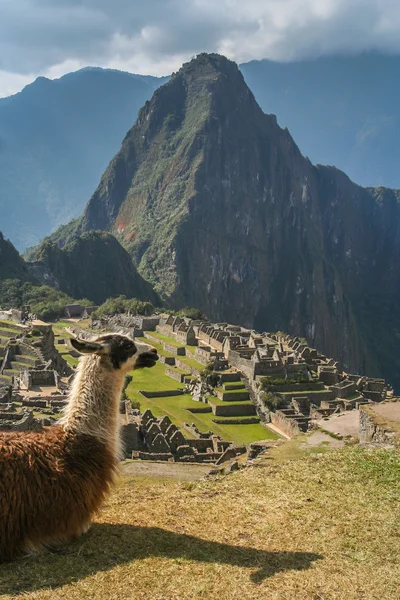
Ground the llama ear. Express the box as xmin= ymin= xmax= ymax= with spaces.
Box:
xmin=70 ymin=337 xmax=110 ymax=355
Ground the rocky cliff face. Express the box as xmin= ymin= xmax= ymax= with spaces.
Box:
xmin=0 ymin=232 xmax=34 ymax=282
xmin=55 ymin=54 xmax=400 ymax=388
xmin=28 ymin=231 xmax=159 ymax=305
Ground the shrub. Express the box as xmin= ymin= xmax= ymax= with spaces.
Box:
xmin=259 ymin=391 xmax=284 ymax=411
xmin=93 ymin=296 xmax=154 ymax=319
xmin=260 ymin=376 xmax=309 ymax=390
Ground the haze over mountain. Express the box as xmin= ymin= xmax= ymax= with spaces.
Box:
xmin=45 ymin=53 xmax=400 ymax=390
xmin=0 ymin=68 xmax=166 ymax=250
xmin=240 ymin=52 xmax=400 ymax=189
xmin=2 ymin=52 xmax=400 ymax=251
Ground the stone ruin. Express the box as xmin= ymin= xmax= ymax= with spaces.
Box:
xmin=120 ymin=404 xmax=245 ymax=464
xmin=153 ymin=317 xmax=395 ymax=440
xmin=0 ymin=384 xmax=67 ymax=432
xmin=90 ymin=314 xmax=160 ymax=338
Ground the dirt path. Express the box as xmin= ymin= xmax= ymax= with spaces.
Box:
xmin=317 ymin=410 xmax=360 ymax=438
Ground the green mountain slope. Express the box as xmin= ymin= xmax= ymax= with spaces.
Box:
xmin=53 ymin=53 xmax=400 ymax=389
xmin=28 ymin=231 xmax=159 ymax=306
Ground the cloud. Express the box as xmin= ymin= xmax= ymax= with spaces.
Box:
xmin=1 ymin=0 xmax=400 ymax=96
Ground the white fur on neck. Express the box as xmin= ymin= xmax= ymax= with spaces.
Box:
xmin=59 ymin=354 xmax=126 ymax=459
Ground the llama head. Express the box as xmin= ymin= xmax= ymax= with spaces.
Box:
xmin=70 ymin=333 xmax=159 ymax=372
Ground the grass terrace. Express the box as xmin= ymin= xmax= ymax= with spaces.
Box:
xmin=136 ymin=337 xmax=175 ymax=359
xmin=177 ymin=354 xmax=204 ymax=372
xmin=1 ymin=446 xmax=398 ymax=599
xmin=128 ymin=388 xmax=274 ymax=445
xmin=145 ymin=330 xmax=185 ymax=348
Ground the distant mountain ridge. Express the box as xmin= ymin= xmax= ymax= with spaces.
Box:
xmin=240 ymin=52 xmax=400 ymax=188
xmin=48 ymin=53 xmax=400 ymax=390
xmin=3 ymin=52 xmax=400 ymax=250
xmin=0 ymin=68 xmax=167 ymax=250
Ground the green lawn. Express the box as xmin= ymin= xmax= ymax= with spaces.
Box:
xmin=136 ymin=337 xmax=175 ymax=359
xmin=207 ymin=396 xmax=254 ymax=407
xmin=280 ymin=389 xmax=331 ymax=396
xmin=60 ymin=352 xmax=79 ymax=368
xmin=128 ymin=386 xmax=275 ymax=445
xmin=185 ymin=345 xmax=197 ymax=356
xmin=177 ymin=355 xmax=204 ymax=372
xmin=215 ymin=387 xmax=249 ymax=395
xmin=127 ymin=361 xmax=184 ymax=398
xmin=126 ymin=333 xmax=276 ymax=445
xmin=138 ymin=335 xmax=204 ymax=372
xmin=0 ymin=325 xmax=22 ymax=337
xmin=224 ymin=382 xmax=246 ymax=390
xmin=145 ymin=331 xmax=185 ymax=348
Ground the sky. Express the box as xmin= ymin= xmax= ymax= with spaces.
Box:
xmin=1 ymin=0 xmax=400 ymax=97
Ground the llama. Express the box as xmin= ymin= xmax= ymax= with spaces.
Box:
xmin=0 ymin=333 xmax=158 ymax=561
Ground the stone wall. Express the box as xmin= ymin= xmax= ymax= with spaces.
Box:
xmin=208 ymin=401 xmax=257 ymax=417
xmin=0 ymin=386 xmax=12 ymax=404
xmin=21 ymin=369 xmax=56 ymax=389
xmin=0 ymin=309 xmax=22 ymax=322
xmin=359 ymin=406 xmax=399 ymax=446
xmin=216 ymin=390 xmax=250 ymax=401
xmin=163 ymin=343 xmax=186 ymax=356
xmin=175 ymin=358 xmax=202 ymax=376
xmin=121 ymin=422 xmax=142 ymax=457
xmin=227 ymin=351 xmax=255 ymax=379
xmin=159 ymin=355 xmax=176 ymax=366
xmin=165 ymin=367 xmax=187 ymax=383
xmin=0 ymin=410 xmax=37 ymax=432
xmin=270 ymin=410 xmax=302 ymax=438
xmin=139 ymin=390 xmax=184 ymax=398
xmin=262 ymin=382 xmax=324 ymax=393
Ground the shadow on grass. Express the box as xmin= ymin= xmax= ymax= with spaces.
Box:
xmin=0 ymin=523 xmax=322 ymax=594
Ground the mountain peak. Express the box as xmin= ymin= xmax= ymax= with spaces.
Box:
xmin=177 ymin=52 xmax=242 ymax=79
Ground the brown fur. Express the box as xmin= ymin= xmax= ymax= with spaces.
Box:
xmin=0 ymin=425 xmax=117 ymax=561
xmin=0 ymin=333 xmax=158 ymax=562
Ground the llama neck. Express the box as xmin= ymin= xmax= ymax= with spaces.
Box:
xmin=60 ymin=355 xmax=125 ymax=458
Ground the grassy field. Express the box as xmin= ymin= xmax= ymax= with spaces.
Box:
xmin=146 ymin=330 xmax=186 ymax=348
xmin=131 ymin=389 xmax=273 ymax=445
xmin=136 ymin=337 xmax=175 ymax=358
xmin=126 ymin=349 xmax=274 ymax=445
xmin=1 ymin=446 xmax=399 ymax=600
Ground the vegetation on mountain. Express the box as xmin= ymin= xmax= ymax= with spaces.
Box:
xmin=8 ymin=53 xmax=400 ymax=390
xmin=0 ymin=279 xmax=91 ymax=321
xmin=0 ymin=232 xmax=33 ymax=282
xmin=163 ymin=306 xmax=206 ymax=320
xmin=0 ymin=230 xmax=159 ymax=320
xmin=92 ymin=295 xmax=154 ymax=319
xmin=28 ymin=231 xmax=160 ymax=306
xmin=6 ymin=53 xmax=400 ymax=252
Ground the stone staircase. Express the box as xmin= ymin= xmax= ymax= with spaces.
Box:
xmin=0 ymin=340 xmax=42 ymax=386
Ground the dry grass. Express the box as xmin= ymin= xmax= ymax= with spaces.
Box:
xmin=0 ymin=446 xmax=399 ymax=599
